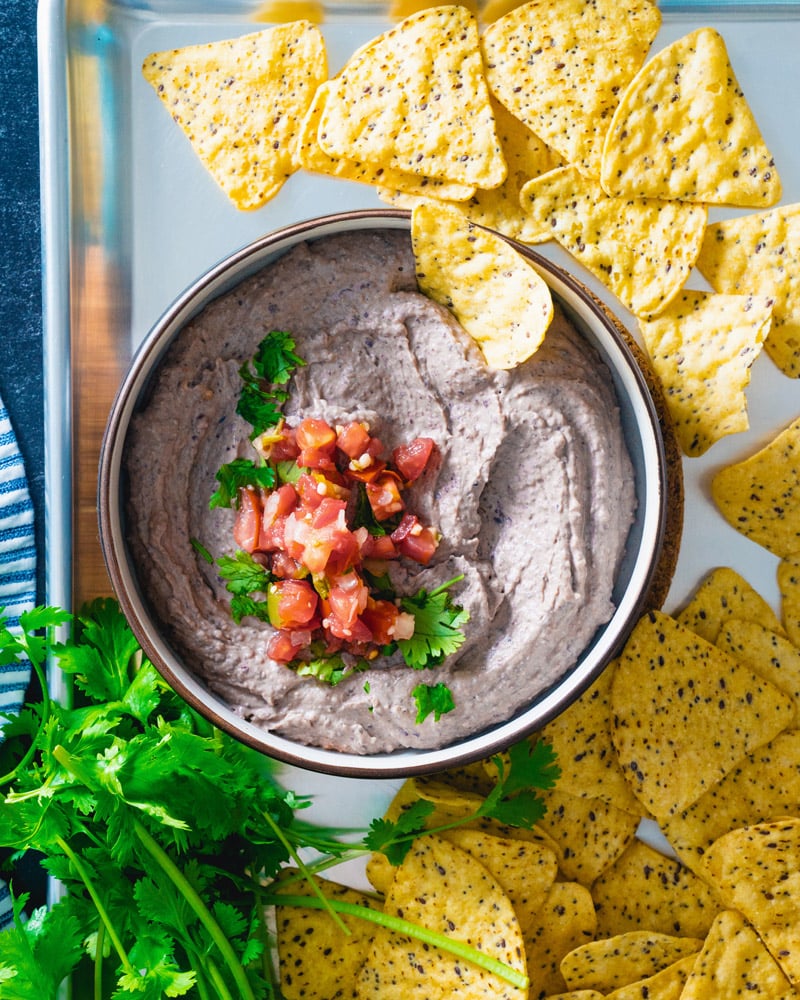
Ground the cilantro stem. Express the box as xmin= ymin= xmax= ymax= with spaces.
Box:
xmin=94 ymin=919 xmax=105 ymax=1000
xmin=131 ymin=819 xmax=257 ymax=1000
xmin=427 ymin=573 xmax=465 ymax=598
xmin=55 ymin=835 xmax=135 ymax=978
xmin=205 ymin=956 xmax=236 ymax=1000
xmin=0 ymin=636 xmax=51 ymax=787
xmin=262 ymin=893 xmax=529 ymax=990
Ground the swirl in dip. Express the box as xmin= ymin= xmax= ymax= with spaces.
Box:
xmin=124 ymin=229 xmax=636 ymax=754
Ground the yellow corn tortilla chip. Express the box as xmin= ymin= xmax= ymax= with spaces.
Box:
xmin=295 ymin=82 xmax=477 ymax=200
xmin=482 ymin=0 xmax=661 ymax=178
xmin=717 ymin=620 xmax=800 ymax=723
xmin=675 ymin=566 xmax=786 ymax=645
xmin=355 ymin=834 xmax=528 ymax=999
xmin=604 ymin=955 xmax=699 ymax=1000
xmin=696 ymin=204 xmax=800 ymax=378
xmin=601 ymin=28 xmax=781 ymax=208
xmin=561 ymin=931 xmax=704 ymax=993
xmin=680 ymin=909 xmax=795 ymax=1000
xmin=591 ymin=839 xmax=721 ymax=940
xmin=611 ymin=610 xmax=795 ymax=819
xmin=638 ymin=290 xmax=771 ymax=457
xmin=545 ymin=993 xmax=604 ymax=1000
xmin=379 ymin=100 xmax=562 ymax=243
xmin=318 ymin=6 xmax=506 ymax=188
xmin=275 ymin=871 xmax=379 ymax=1000
xmin=522 ymin=881 xmax=598 ymax=997
xmin=539 ymin=664 xmax=643 ymax=816
xmin=661 ymin=730 xmax=800 ymax=878
xmin=142 ymin=23 xmax=326 ymax=210
xmin=779 ymin=555 xmax=800 ymax=648
xmin=253 ymin=0 xmax=324 ymax=23
xmin=712 ymin=417 xmax=800 ymax=558
xmin=519 ymin=166 xmax=707 ymax=319
xmin=534 ymin=786 xmax=640 ymax=886
xmin=412 ymin=201 xmax=554 ymax=369
xmin=703 ymin=819 xmax=800 ymax=986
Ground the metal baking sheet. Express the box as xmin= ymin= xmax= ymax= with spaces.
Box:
xmin=38 ymin=0 xmax=800 ymax=861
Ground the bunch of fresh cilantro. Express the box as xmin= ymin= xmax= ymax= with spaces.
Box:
xmin=0 ymin=600 xmax=559 ymax=999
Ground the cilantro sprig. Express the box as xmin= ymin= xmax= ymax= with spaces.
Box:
xmin=398 ymin=575 xmax=470 ymax=670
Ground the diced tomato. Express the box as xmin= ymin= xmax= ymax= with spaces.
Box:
xmin=311 ymin=497 xmax=348 ymax=529
xmin=267 ymin=579 xmax=319 ymax=630
xmin=366 ymin=472 xmax=405 ymax=521
xmin=295 ymin=418 xmax=336 ymax=453
xmin=343 ymin=458 xmax=387 ymax=484
xmin=258 ymin=483 xmax=297 ymax=551
xmin=393 ymin=437 xmax=436 ymax=482
xmin=396 ymin=524 xmax=439 ymax=565
xmin=267 ymin=628 xmax=313 ymax=663
xmin=360 ymin=599 xmax=399 ymax=645
xmin=267 ymin=424 xmax=300 ymax=462
xmin=283 ymin=506 xmax=359 ymax=576
xmin=360 ymin=533 xmax=398 ymax=561
xmin=295 ymin=472 xmax=325 ymax=510
xmin=269 ymin=551 xmax=306 ymax=579
xmin=233 ymin=487 xmax=262 ymax=553
xmin=390 ymin=512 xmax=418 ymax=544
xmin=298 ymin=446 xmax=337 ymax=472
xmin=336 ymin=421 xmax=372 ymax=460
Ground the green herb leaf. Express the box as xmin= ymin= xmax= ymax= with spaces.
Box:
xmin=216 ymin=550 xmax=273 ymax=598
xmin=235 ymin=331 xmax=306 ymax=439
xmin=412 ymin=681 xmax=455 ymax=724
xmin=209 ymin=458 xmax=276 ymax=510
xmin=252 ymin=330 xmax=305 ymax=386
xmin=478 ymin=739 xmax=561 ymax=829
xmin=398 ymin=576 xmax=469 ymax=670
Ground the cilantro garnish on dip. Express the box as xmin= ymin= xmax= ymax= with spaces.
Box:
xmin=202 ymin=330 xmax=469 ymax=722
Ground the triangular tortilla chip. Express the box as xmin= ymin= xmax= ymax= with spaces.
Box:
xmin=638 ymin=290 xmax=771 ymax=457
xmin=717 ymin=620 xmax=800 ymax=722
xmin=778 ymin=554 xmax=800 ymax=648
xmin=561 ymin=932 xmax=704 ymax=994
xmin=703 ymin=820 xmax=800 ymax=987
xmin=610 ymin=610 xmax=795 ymax=819
xmin=711 ymin=416 xmax=800 ymax=558
xmin=142 ymin=23 xmax=326 ymax=210
xmin=519 ymin=165 xmax=707 ymax=318
xmin=482 ymin=0 xmax=661 ymax=177
xmin=522 ymin=881 xmax=597 ymax=996
xmin=412 ymin=201 xmax=553 ymax=369
xmin=318 ymin=6 xmax=506 ymax=188
xmin=603 ymin=956 xmax=699 ymax=1000
xmin=601 ymin=28 xmax=781 ymax=208
xmin=695 ymin=204 xmax=800 ymax=378
xmin=675 ymin=566 xmax=786 ymax=645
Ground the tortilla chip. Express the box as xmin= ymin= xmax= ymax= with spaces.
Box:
xmin=638 ymin=290 xmax=771 ymax=457
xmin=275 ymin=871 xmax=379 ymax=1000
xmin=355 ymin=834 xmax=528 ymax=998
xmin=675 ymin=566 xmax=786 ymax=646
xmin=712 ymin=417 xmax=800 ymax=558
xmin=717 ymin=620 xmax=800 ymax=722
xmin=519 ymin=166 xmax=707 ymax=319
xmin=695 ymin=204 xmax=800 ymax=378
xmin=661 ymin=730 xmax=800 ymax=877
xmin=142 ymin=23 xmax=326 ymax=210
xmin=482 ymin=0 xmax=661 ymax=178
xmin=603 ymin=955 xmax=699 ymax=1000
xmin=560 ymin=931 xmax=704 ymax=993
xmin=412 ymin=201 xmax=554 ymax=369
xmin=778 ymin=555 xmax=800 ymax=648
xmin=522 ymin=881 xmax=597 ymax=998
xmin=610 ymin=610 xmax=794 ymax=819
xmin=539 ymin=664 xmax=643 ymax=816
xmin=389 ymin=0 xmax=478 ymax=17
xmin=318 ymin=6 xmax=506 ymax=188
xmin=534 ymin=787 xmax=640 ymax=886
xmin=703 ymin=819 xmax=800 ymax=986
xmin=601 ymin=28 xmax=781 ymax=208
xmin=680 ymin=909 xmax=795 ymax=1000
xmin=591 ymin=839 xmax=720 ymax=940
xmin=379 ymin=99 xmax=562 ymax=243
xmin=253 ymin=0 xmax=324 ymax=23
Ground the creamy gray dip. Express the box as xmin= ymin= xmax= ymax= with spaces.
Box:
xmin=124 ymin=229 xmax=636 ymax=754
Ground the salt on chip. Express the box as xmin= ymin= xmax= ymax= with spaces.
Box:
xmin=611 ymin=610 xmax=794 ymax=819
xmin=703 ymin=819 xmax=800 ymax=986
xmin=591 ymin=839 xmax=720 ymax=940
xmin=675 ymin=566 xmax=786 ymax=645
xmin=142 ymin=23 xmax=326 ymax=210
xmin=638 ymin=290 xmax=771 ymax=457
xmin=603 ymin=954 xmax=699 ymax=1000
xmin=661 ymin=730 xmax=800 ymax=878
xmin=355 ymin=834 xmax=528 ymax=999
xmin=521 ymin=881 xmax=597 ymax=997
xmin=560 ymin=931 xmax=704 ymax=993
xmin=482 ymin=0 xmax=661 ymax=178
xmin=379 ymin=99 xmax=562 ymax=243
xmin=318 ymin=5 xmax=506 ymax=188
xmin=601 ymin=28 xmax=781 ymax=208
xmin=717 ymin=620 xmax=800 ymax=722
xmin=519 ymin=166 xmax=707 ymax=319
xmin=778 ymin=554 xmax=800 ymax=648
xmin=696 ymin=204 xmax=800 ymax=378
xmin=712 ymin=417 xmax=800 ymax=558
xmin=680 ymin=909 xmax=795 ymax=1000
xmin=412 ymin=201 xmax=553 ymax=369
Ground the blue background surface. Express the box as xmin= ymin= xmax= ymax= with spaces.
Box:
xmin=1 ymin=0 xmax=44 ymax=605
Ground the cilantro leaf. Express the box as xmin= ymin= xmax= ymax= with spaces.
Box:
xmin=412 ymin=682 xmax=455 ymax=724
xmin=209 ymin=458 xmax=276 ymax=510
xmin=234 ymin=331 xmax=306 ymax=439
xmin=398 ymin=576 xmax=469 ymax=670
xmin=363 ymin=799 xmax=436 ymax=865
xmin=252 ymin=330 xmax=305 ymax=386
xmin=478 ymin=739 xmax=561 ymax=830
xmin=216 ymin=550 xmax=273 ymax=598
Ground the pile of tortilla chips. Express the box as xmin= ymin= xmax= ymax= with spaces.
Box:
xmin=271 ymin=563 xmax=800 ymax=998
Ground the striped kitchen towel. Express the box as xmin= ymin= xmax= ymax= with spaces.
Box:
xmin=0 ymin=395 xmax=37 ymax=930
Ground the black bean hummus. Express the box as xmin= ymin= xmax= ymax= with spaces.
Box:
xmin=124 ymin=229 xmax=636 ymax=754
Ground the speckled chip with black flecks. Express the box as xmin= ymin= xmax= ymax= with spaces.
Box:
xmin=561 ymin=930 xmax=704 ymax=994
xmin=675 ymin=566 xmax=786 ymax=645
xmin=610 ymin=609 xmax=794 ymax=820
xmin=779 ymin=554 xmax=800 ymax=648
xmin=712 ymin=416 xmax=800 ymax=558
